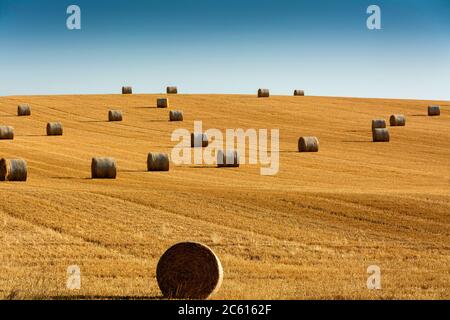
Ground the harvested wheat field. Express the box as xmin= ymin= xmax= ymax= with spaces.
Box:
xmin=0 ymin=93 xmax=449 ymax=300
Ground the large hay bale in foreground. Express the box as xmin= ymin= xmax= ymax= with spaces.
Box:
xmin=156 ymin=242 xmax=223 ymax=300
xmin=122 ymin=86 xmax=132 ymax=94
xmin=0 ymin=126 xmax=14 ymax=139
xmin=389 ymin=115 xmax=406 ymax=127
xmin=166 ymin=86 xmax=178 ymax=94
xmin=428 ymin=105 xmax=440 ymax=116
xmin=217 ymin=150 xmax=239 ymax=167
xmin=91 ymin=157 xmax=116 ymax=179
xmin=157 ymin=98 xmax=169 ymax=108
xmin=298 ymin=136 xmax=319 ymax=152
xmin=372 ymin=119 xmax=386 ymax=130
xmin=169 ymin=110 xmax=183 ymax=121
xmin=191 ymin=133 xmax=209 ymax=148
xmin=0 ymin=158 xmax=27 ymax=181
xmin=294 ymin=90 xmax=305 ymax=96
xmin=258 ymin=88 xmax=270 ymax=98
xmin=46 ymin=122 xmax=63 ymax=136
xmin=17 ymin=104 xmax=31 ymax=116
xmin=108 ymin=110 xmax=123 ymax=122
xmin=147 ymin=152 xmax=169 ymax=171
xmin=372 ymin=128 xmax=390 ymax=142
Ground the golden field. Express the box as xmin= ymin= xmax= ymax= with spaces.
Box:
xmin=0 ymin=93 xmax=449 ymax=299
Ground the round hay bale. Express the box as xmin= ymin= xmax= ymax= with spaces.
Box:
xmin=0 ymin=126 xmax=14 ymax=140
xmin=294 ymin=90 xmax=305 ymax=96
xmin=46 ymin=122 xmax=63 ymax=136
xmin=108 ymin=110 xmax=123 ymax=122
xmin=298 ymin=136 xmax=319 ymax=152
xmin=0 ymin=158 xmax=27 ymax=181
xmin=217 ymin=150 xmax=239 ymax=167
xmin=257 ymin=89 xmax=270 ymax=98
xmin=372 ymin=119 xmax=386 ymax=130
xmin=156 ymin=242 xmax=223 ymax=300
xmin=157 ymin=98 xmax=169 ymax=108
xmin=191 ymin=133 xmax=208 ymax=148
xmin=17 ymin=104 xmax=31 ymax=116
xmin=169 ymin=110 xmax=183 ymax=121
xmin=122 ymin=86 xmax=132 ymax=94
xmin=372 ymin=128 xmax=390 ymax=142
xmin=166 ymin=86 xmax=178 ymax=94
xmin=389 ymin=115 xmax=406 ymax=127
xmin=91 ymin=157 xmax=116 ymax=179
xmin=428 ymin=105 xmax=440 ymax=116
xmin=147 ymin=152 xmax=169 ymax=171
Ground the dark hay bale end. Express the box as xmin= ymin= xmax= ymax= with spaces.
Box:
xmin=298 ymin=136 xmax=319 ymax=152
xmin=372 ymin=119 xmax=386 ymax=130
xmin=428 ymin=105 xmax=440 ymax=116
xmin=108 ymin=110 xmax=123 ymax=121
xmin=169 ymin=110 xmax=183 ymax=121
xmin=18 ymin=104 xmax=31 ymax=116
xmin=294 ymin=90 xmax=305 ymax=96
xmin=0 ymin=158 xmax=27 ymax=181
xmin=217 ymin=150 xmax=239 ymax=167
xmin=0 ymin=126 xmax=14 ymax=139
xmin=258 ymin=89 xmax=270 ymax=98
xmin=91 ymin=157 xmax=117 ymax=179
xmin=156 ymin=242 xmax=223 ymax=300
xmin=389 ymin=115 xmax=406 ymax=127
xmin=166 ymin=86 xmax=178 ymax=94
xmin=372 ymin=128 xmax=390 ymax=142
xmin=157 ymin=98 xmax=169 ymax=108
xmin=46 ymin=122 xmax=63 ymax=136
xmin=191 ymin=133 xmax=209 ymax=148
xmin=122 ymin=86 xmax=132 ymax=94
xmin=147 ymin=152 xmax=169 ymax=171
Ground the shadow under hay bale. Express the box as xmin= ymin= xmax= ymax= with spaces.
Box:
xmin=372 ymin=128 xmax=390 ymax=142
xmin=18 ymin=104 xmax=31 ymax=116
xmin=390 ymin=115 xmax=406 ymax=127
xmin=147 ymin=152 xmax=169 ymax=171
xmin=122 ymin=86 xmax=132 ymax=94
xmin=294 ymin=90 xmax=305 ymax=96
xmin=0 ymin=158 xmax=27 ymax=181
xmin=169 ymin=110 xmax=183 ymax=121
xmin=217 ymin=150 xmax=239 ymax=167
xmin=0 ymin=126 xmax=14 ymax=139
xmin=157 ymin=98 xmax=169 ymax=108
xmin=258 ymin=88 xmax=270 ymax=98
xmin=46 ymin=122 xmax=63 ymax=136
xmin=372 ymin=119 xmax=386 ymax=130
xmin=156 ymin=242 xmax=223 ymax=300
xmin=108 ymin=110 xmax=123 ymax=122
xmin=166 ymin=86 xmax=178 ymax=94
xmin=91 ymin=157 xmax=117 ymax=179
xmin=191 ymin=133 xmax=209 ymax=148
xmin=428 ymin=105 xmax=440 ymax=116
xmin=298 ymin=136 xmax=319 ymax=152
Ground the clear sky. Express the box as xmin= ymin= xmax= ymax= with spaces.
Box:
xmin=0 ymin=0 xmax=449 ymax=99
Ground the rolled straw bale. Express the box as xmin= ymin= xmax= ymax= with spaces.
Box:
xmin=294 ymin=90 xmax=305 ymax=96
xmin=0 ymin=158 xmax=27 ymax=181
xmin=147 ymin=152 xmax=169 ymax=171
xmin=17 ymin=104 xmax=31 ymax=116
xmin=389 ymin=115 xmax=406 ymax=127
xmin=0 ymin=126 xmax=14 ymax=139
xmin=157 ymin=98 xmax=169 ymax=108
xmin=122 ymin=86 xmax=132 ymax=94
xmin=91 ymin=157 xmax=116 ymax=179
xmin=372 ymin=119 xmax=386 ymax=130
xmin=156 ymin=242 xmax=223 ymax=300
xmin=258 ymin=89 xmax=270 ymax=98
xmin=166 ymin=86 xmax=178 ymax=94
xmin=217 ymin=150 xmax=239 ymax=168
xmin=372 ymin=128 xmax=390 ymax=142
xmin=191 ymin=133 xmax=209 ymax=148
xmin=169 ymin=110 xmax=183 ymax=121
xmin=428 ymin=105 xmax=440 ymax=116
xmin=108 ymin=110 xmax=123 ymax=122
xmin=298 ymin=136 xmax=319 ymax=152
xmin=46 ymin=122 xmax=63 ymax=136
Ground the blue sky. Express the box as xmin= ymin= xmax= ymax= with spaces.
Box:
xmin=0 ymin=0 xmax=449 ymax=99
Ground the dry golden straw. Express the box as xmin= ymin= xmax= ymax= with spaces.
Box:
xmin=191 ymin=133 xmax=209 ymax=148
xmin=147 ymin=152 xmax=169 ymax=171
xmin=156 ymin=242 xmax=223 ymax=299
xmin=167 ymin=86 xmax=178 ymax=94
xmin=91 ymin=157 xmax=117 ymax=179
xmin=390 ymin=115 xmax=406 ymax=127
xmin=0 ymin=158 xmax=27 ymax=181
xmin=298 ymin=136 xmax=319 ymax=152
xmin=258 ymin=89 xmax=270 ymax=98
xmin=372 ymin=128 xmax=390 ymax=142
xmin=294 ymin=90 xmax=305 ymax=96
xmin=122 ymin=86 xmax=132 ymax=94
xmin=108 ymin=110 xmax=123 ymax=122
xmin=372 ymin=119 xmax=386 ymax=130
xmin=169 ymin=110 xmax=183 ymax=121
xmin=217 ymin=150 xmax=240 ymax=167
xmin=17 ymin=104 xmax=31 ymax=116
xmin=0 ymin=126 xmax=14 ymax=139
xmin=46 ymin=122 xmax=63 ymax=136
xmin=157 ymin=98 xmax=169 ymax=108
xmin=428 ymin=105 xmax=440 ymax=116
